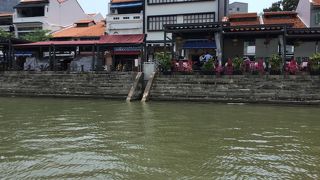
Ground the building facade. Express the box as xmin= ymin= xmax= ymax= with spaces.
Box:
xmin=0 ymin=13 xmax=14 ymax=32
xmin=229 ymin=2 xmax=248 ymax=14
xmin=144 ymin=0 xmax=229 ymax=60
xmin=13 ymin=0 xmax=89 ymax=37
xmin=296 ymin=0 xmax=320 ymax=27
xmin=106 ymin=0 xmax=143 ymax=35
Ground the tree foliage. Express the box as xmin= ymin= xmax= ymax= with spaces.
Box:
xmin=263 ymin=0 xmax=299 ymax=12
xmin=282 ymin=0 xmax=299 ymax=11
xmin=264 ymin=1 xmax=282 ymax=12
xmin=0 ymin=28 xmax=13 ymax=38
xmin=20 ymin=30 xmax=52 ymax=42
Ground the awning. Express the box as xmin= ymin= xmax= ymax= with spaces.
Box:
xmin=183 ymin=40 xmax=216 ymax=49
xmin=99 ymin=34 xmax=145 ymax=45
xmin=14 ymin=40 xmax=98 ymax=47
xmin=14 ymin=34 xmax=145 ymax=48
xmin=110 ymin=2 xmax=143 ymax=8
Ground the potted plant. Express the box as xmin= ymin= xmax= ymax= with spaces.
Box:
xmin=269 ymin=54 xmax=282 ymax=75
xmin=155 ymin=52 xmax=172 ymax=74
xmin=309 ymin=53 xmax=320 ymax=75
xmin=232 ymin=57 xmax=243 ymax=75
xmin=201 ymin=58 xmax=215 ymax=75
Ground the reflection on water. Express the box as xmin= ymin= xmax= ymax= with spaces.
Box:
xmin=0 ymin=97 xmax=319 ymax=179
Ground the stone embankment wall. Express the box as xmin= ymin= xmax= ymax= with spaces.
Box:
xmin=149 ymin=75 xmax=320 ymax=105
xmin=0 ymin=71 xmax=142 ymax=100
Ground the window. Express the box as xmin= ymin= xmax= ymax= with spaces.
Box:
xmin=315 ymin=12 xmax=320 ymax=25
xmin=237 ymin=7 xmax=240 ymax=11
xmin=148 ymin=0 xmax=212 ymax=5
xmin=148 ymin=15 xmax=177 ymax=31
xmin=113 ymin=17 xmax=120 ymax=20
xmin=17 ymin=7 xmax=45 ymax=17
xmin=183 ymin=13 xmax=215 ymax=23
xmin=244 ymin=40 xmax=256 ymax=56
xmin=133 ymin=16 xmax=140 ymax=19
xmin=123 ymin=17 xmax=130 ymax=20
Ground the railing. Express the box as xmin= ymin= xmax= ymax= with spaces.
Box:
xmin=13 ymin=16 xmax=47 ymax=23
xmin=0 ymin=25 xmax=11 ymax=32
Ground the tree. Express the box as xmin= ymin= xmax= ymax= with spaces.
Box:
xmin=263 ymin=0 xmax=299 ymax=12
xmin=20 ymin=29 xmax=52 ymax=42
xmin=282 ymin=0 xmax=299 ymax=11
xmin=264 ymin=1 xmax=282 ymax=12
xmin=0 ymin=28 xmax=13 ymax=39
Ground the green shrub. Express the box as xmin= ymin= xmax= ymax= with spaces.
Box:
xmin=270 ymin=54 xmax=282 ymax=70
xmin=155 ymin=52 xmax=171 ymax=71
xmin=309 ymin=53 xmax=320 ymax=72
xmin=232 ymin=57 xmax=242 ymax=71
xmin=202 ymin=58 xmax=215 ymax=71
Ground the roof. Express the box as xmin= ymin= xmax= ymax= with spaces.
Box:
xmin=228 ymin=13 xmax=260 ymax=26
xmin=99 ymin=34 xmax=145 ymax=44
xmin=111 ymin=0 xmax=141 ymax=3
xmin=15 ymin=40 xmax=98 ymax=47
xmin=312 ymin=0 xmax=320 ymax=6
xmin=52 ymin=22 xmax=105 ymax=38
xmin=75 ymin=19 xmax=95 ymax=24
xmin=20 ymin=0 xmax=67 ymax=3
xmin=14 ymin=34 xmax=145 ymax=47
xmin=264 ymin=11 xmax=297 ymax=16
xmin=19 ymin=0 xmax=49 ymax=3
xmin=263 ymin=11 xmax=306 ymax=28
xmin=0 ymin=13 xmax=13 ymax=17
xmin=229 ymin=13 xmax=258 ymax=19
xmin=226 ymin=12 xmax=306 ymax=28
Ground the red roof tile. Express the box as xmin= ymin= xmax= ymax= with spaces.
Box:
xmin=52 ymin=22 xmax=105 ymax=38
xmin=15 ymin=34 xmax=146 ymax=47
xmin=264 ymin=11 xmax=297 ymax=16
xmin=0 ymin=13 xmax=13 ymax=17
xmin=263 ymin=11 xmax=306 ymax=28
xmin=99 ymin=34 xmax=145 ymax=44
xmin=229 ymin=13 xmax=258 ymax=19
xmin=111 ymin=0 xmax=141 ymax=3
xmin=312 ymin=0 xmax=320 ymax=6
xmin=228 ymin=13 xmax=260 ymax=26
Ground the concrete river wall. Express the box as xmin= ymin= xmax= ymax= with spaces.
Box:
xmin=0 ymin=71 xmax=142 ymax=100
xmin=1 ymin=72 xmax=319 ymax=105
xmin=149 ymin=74 xmax=320 ymax=105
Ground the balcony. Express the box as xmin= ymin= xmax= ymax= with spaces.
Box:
xmin=13 ymin=14 xmax=47 ymax=24
xmin=107 ymin=13 xmax=143 ymax=31
xmin=107 ymin=13 xmax=143 ymax=23
xmin=0 ymin=25 xmax=11 ymax=32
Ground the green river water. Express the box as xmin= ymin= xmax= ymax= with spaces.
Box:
xmin=0 ymin=97 xmax=319 ymax=179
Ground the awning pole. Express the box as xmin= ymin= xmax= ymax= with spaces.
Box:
xmin=53 ymin=45 xmax=56 ymax=71
xmin=49 ymin=46 xmax=52 ymax=71
xmin=92 ymin=45 xmax=96 ymax=71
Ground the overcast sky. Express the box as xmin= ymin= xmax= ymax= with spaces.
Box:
xmin=77 ymin=0 xmax=280 ymax=17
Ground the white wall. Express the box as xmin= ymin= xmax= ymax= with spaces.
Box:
xmin=255 ymin=38 xmax=279 ymax=58
xmin=91 ymin=13 xmax=104 ymax=23
xmin=106 ymin=13 xmax=143 ymax=35
xmin=146 ymin=1 xmax=218 ymax=17
xmin=296 ymin=0 xmax=311 ymax=27
xmin=145 ymin=0 xmax=218 ymax=42
xmin=47 ymin=0 xmax=88 ymax=32
xmin=109 ymin=29 xmax=143 ymax=35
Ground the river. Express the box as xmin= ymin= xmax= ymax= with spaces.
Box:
xmin=0 ymin=97 xmax=319 ymax=179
